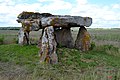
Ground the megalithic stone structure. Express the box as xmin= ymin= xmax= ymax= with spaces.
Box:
xmin=17 ymin=11 xmax=92 ymax=63
xmin=16 ymin=11 xmax=92 ymax=46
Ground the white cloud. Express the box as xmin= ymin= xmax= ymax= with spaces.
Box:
xmin=112 ymin=4 xmax=120 ymax=9
xmin=39 ymin=0 xmax=72 ymax=13
xmin=38 ymin=0 xmax=63 ymax=2
xmin=76 ymin=0 xmax=87 ymax=5
xmin=0 ymin=0 xmax=120 ymax=28
xmin=14 ymin=3 xmax=42 ymax=12
xmin=70 ymin=0 xmax=120 ymax=28
xmin=0 ymin=0 xmax=15 ymax=6
xmin=0 ymin=0 xmax=73 ymax=26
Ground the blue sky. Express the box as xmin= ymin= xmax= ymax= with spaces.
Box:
xmin=0 ymin=0 xmax=120 ymax=28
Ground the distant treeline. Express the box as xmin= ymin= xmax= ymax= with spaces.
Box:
xmin=0 ymin=27 xmax=20 ymax=30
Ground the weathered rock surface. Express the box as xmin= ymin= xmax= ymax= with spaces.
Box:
xmin=41 ymin=16 xmax=92 ymax=28
xmin=40 ymin=26 xmax=58 ymax=64
xmin=18 ymin=27 xmax=30 ymax=45
xmin=54 ymin=28 xmax=74 ymax=48
xmin=18 ymin=28 xmax=25 ymax=45
xmin=75 ymin=26 xmax=91 ymax=51
xmin=17 ymin=11 xmax=92 ymax=29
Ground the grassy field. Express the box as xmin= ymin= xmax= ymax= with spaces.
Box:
xmin=71 ymin=28 xmax=120 ymax=47
xmin=0 ymin=28 xmax=120 ymax=47
xmin=0 ymin=28 xmax=120 ymax=80
xmin=0 ymin=44 xmax=120 ymax=80
xmin=88 ymin=28 xmax=120 ymax=47
xmin=0 ymin=30 xmax=42 ymax=45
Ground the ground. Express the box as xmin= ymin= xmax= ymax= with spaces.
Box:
xmin=0 ymin=28 xmax=120 ymax=80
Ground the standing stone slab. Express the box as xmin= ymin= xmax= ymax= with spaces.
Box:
xmin=75 ymin=26 xmax=91 ymax=51
xmin=37 ymin=29 xmax=44 ymax=48
xmin=18 ymin=27 xmax=30 ymax=45
xmin=18 ymin=28 xmax=25 ymax=45
xmin=40 ymin=26 xmax=58 ymax=64
xmin=24 ymin=31 xmax=30 ymax=45
xmin=54 ymin=28 xmax=74 ymax=48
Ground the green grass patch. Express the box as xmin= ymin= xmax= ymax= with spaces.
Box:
xmin=0 ymin=44 xmax=120 ymax=68
xmin=0 ymin=35 xmax=4 ymax=45
xmin=0 ymin=44 xmax=39 ymax=65
xmin=0 ymin=44 xmax=120 ymax=80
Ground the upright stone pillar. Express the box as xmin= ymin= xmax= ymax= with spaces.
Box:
xmin=18 ymin=28 xmax=25 ymax=45
xmin=18 ymin=27 xmax=30 ymax=45
xmin=37 ymin=29 xmax=44 ymax=48
xmin=40 ymin=26 xmax=58 ymax=64
xmin=54 ymin=28 xmax=74 ymax=48
xmin=75 ymin=26 xmax=91 ymax=51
